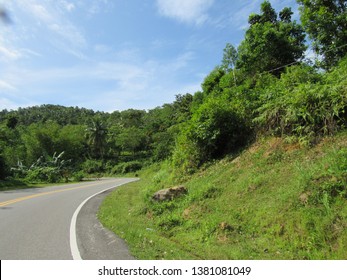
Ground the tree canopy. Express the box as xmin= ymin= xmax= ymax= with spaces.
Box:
xmin=237 ymin=1 xmax=307 ymax=76
xmin=297 ymin=0 xmax=347 ymax=68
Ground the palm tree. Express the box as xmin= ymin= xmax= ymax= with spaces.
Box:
xmin=85 ymin=119 xmax=108 ymax=159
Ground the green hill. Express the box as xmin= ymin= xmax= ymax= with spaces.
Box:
xmin=99 ymin=131 xmax=347 ymax=259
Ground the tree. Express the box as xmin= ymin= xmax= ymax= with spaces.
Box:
xmin=172 ymin=93 xmax=193 ymax=122
xmin=237 ymin=1 xmax=307 ymax=77
xmin=201 ymin=67 xmax=225 ymax=95
xmin=85 ymin=119 xmax=108 ymax=159
xmin=6 ymin=116 xmax=18 ymax=129
xmin=21 ymin=122 xmax=62 ymax=164
xmin=120 ymin=109 xmax=145 ymax=128
xmin=117 ymin=127 xmax=147 ymax=156
xmin=58 ymin=125 xmax=87 ymax=164
xmin=172 ymin=96 xmax=251 ymax=174
xmin=0 ymin=153 xmax=9 ymax=180
xmin=221 ymin=43 xmax=238 ymax=86
xmin=297 ymin=0 xmax=347 ymax=68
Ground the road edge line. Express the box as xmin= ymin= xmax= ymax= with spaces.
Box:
xmin=69 ymin=178 xmax=139 ymax=260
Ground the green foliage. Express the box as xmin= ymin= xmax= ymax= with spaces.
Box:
xmin=81 ymin=159 xmax=104 ymax=174
xmin=6 ymin=115 xmax=18 ymax=129
xmin=121 ymin=161 xmax=143 ymax=173
xmin=201 ymin=67 xmax=225 ymax=96
xmin=0 ymin=153 xmax=9 ymax=180
xmin=58 ymin=125 xmax=87 ymax=164
xmin=85 ymin=118 xmax=108 ymax=160
xmin=237 ymin=1 xmax=306 ymax=77
xmin=112 ymin=161 xmax=143 ymax=174
xmin=0 ymin=105 xmax=97 ymax=126
xmin=254 ymin=60 xmax=347 ymax=142
xmin=171 ymin=127 xmax=201 ymax=175
xmin=297 ymin=0 xmax=347 ymax=68
xmin=99 ymin=131 xmax=347 ymax=260
xmin=116 ymin=127 xmax=147 ymax=155
xmin=25 ymin=167 xmax=60 ymax=183
xmin=221 ymin=43 xmax=238 ymax=87
xmin=310 ymin=148 xmax=347 ymax=201
xmin=172 ymin=96 xmax=251 ymax=175
xmin=11 ymin=152 xmax=72 ymax=183
xmin=20 ymin=122 xmax=61 ymax=164
xmin=72 ymin=170 xmax=85 ymax=182
xmin=150 ymin=130 xmax=175 ymax=161
xmin=190 ymin=97 xmax=249 ymax=159
xmin=172 ymin=94 xmax=194 ymax=122
xmin=1 ymin=0 xmax=347 ymax=191
xmin=119 ymin=109 xmax=146 ymax=128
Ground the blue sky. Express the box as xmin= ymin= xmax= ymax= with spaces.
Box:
xmin=0 ymin=0 xmax=300 ymax=112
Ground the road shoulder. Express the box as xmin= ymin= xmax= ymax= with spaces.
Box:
xmin=75 ymin=187 xmax=135 ymax=260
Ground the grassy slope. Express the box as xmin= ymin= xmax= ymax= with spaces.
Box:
xmin=98 ymin=131 xmax=347 ymax=259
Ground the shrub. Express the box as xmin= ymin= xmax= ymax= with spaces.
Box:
xmin=25 ymin=167 xmax=60 ymax=183
xmin=112 ymin=161 xmax=143 ymax=174
xmin=172 ymin=96 xmax=251 ymax=175
xmin=121 ymin=161 xmax=142 ymax=173
xmin=254 ymin=62 xmax=347 ymax=143
xmin=72 ymin=170 xmax=85 ymax=182
xmin=81 ymin=159 xmax=104 ymax=174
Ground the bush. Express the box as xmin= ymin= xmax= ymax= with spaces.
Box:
xmin=72 ymin=170 xmax=85 ymax=182
xmin=81 ymin=159 xmax=104 ymax=174
xmin=112 ymin=161 xmax=143 ymax=174
xmin=122 ymin=161 xmax=142 ymax=173
xmin=172 ymin=96 xmax=251 ymax=175
xmin=254 ymin=62 xmax=347 ymax=143
xmin=25 ymin=167 xmax=60 ymax=183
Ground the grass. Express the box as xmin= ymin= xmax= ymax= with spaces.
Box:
xmin=98 ymin=131 xmax=347 ymax=259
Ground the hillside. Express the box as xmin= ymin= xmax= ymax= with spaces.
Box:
xmin=99 ymin=131 xmax=347 ymax=259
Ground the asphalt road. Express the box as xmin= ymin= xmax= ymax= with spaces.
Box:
xmin=0 ymin=178 xmax=137 ymax=260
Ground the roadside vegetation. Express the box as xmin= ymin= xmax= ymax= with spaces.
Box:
xmin=99 ymin=131 xmax=347 ymax=259
xmin=1 ymin=0 xmax=347 ymax=259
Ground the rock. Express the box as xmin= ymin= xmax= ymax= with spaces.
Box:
xmin=152 ymin=185 xmax=187 ymax=202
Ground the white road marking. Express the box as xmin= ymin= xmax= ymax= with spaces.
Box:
xmin=69 ymin=179 xmax=139 ymax=260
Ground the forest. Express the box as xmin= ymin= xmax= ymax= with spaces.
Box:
xmin=1 ymin=0 xmax=347 ymax=187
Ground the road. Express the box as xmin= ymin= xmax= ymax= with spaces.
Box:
xmin=0 ymin=178 xmax=137 ymax=260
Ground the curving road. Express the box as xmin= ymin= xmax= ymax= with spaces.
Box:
xmin=0 ymin=178 xmax=137 ymax=260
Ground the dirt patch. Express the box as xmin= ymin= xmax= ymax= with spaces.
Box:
xmin=263 ymin=138 xmax=284 ymax=157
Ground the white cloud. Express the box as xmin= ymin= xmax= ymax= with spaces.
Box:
xmin=0 ymin=98 xmax=21 ymax=110
xmin=164 ymin=51 xmax=195 ymax=71
xmin=26 ymin=2 xmax=55 ymax=23
xmin=156 ymin=0 xmax=214 ymax=25
xmin=0 ymin=45 xmax=21 ymax=60
xmin=0 ymin=47 xmax=202 ymax=112
xmin=59 ymin=1 xmax=75 ymax=12
xmin=85 ymin=0 xmax=112 ymax=16
xmin=0 ymin=80 xmax=17 ymax=91
xmin=0 ymin=0 xmax=203 ymax=112
xmin=4 ymin=0 xmax=87 ymax=58
xmin=48 ymin=22 xmax=86 ymax=49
